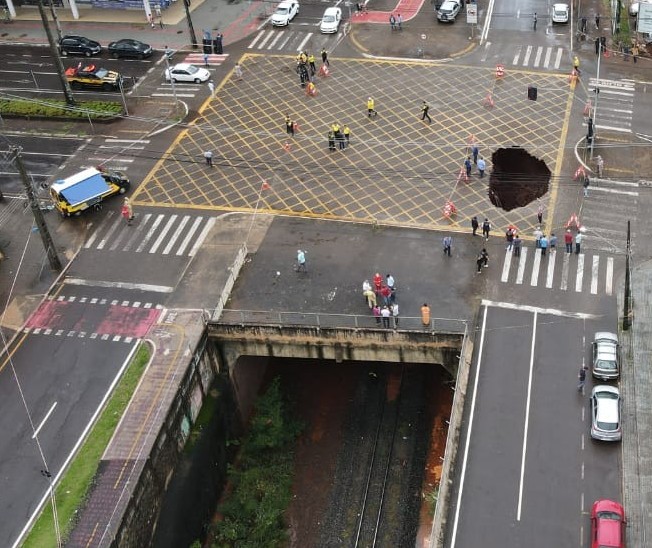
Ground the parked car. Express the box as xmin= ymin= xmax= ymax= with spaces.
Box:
xmin=592 ymin=332 xmax=620 ymax=380
xmin=108 ymin=39 xmax=153 ymax=59
xmin=164 ymin=63 xmax=211 ymax=83
xmin=551 ymin=3 xmax=569 ymax=23
xmin=590 ymin=385 xmax=622 ymax=441
xmin=59 ymin=35 xmax=101 ymax=57
xmin=437 ymin=0 xmax=461 ymax=22
xmin=320 ymin=7 xmax=342 ymax=33
xmin=65 ymin=64 xmax=122 ymax=91
xmin=591 ymin=499 xmax=626 ymax=548
xmin=271 ymin=0 xmax=299 ymax=26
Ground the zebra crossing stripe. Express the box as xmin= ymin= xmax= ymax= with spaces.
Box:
xmin=530 ymin=247 xmax=542 ymax=286
xmin=248 ymin=30 xmax=266 ymax=49
xmin=84 ymin=211 xmax=114 ymax=249
xmin=258 ymin=30 xmax=275 ymax=49
xmin=546 ymin=250 xmax=556 ymax=288
xmin=575 ymin=253 xmax=585 ymax=292
xmin=591 ymin=255 xmax=600 ymax=294
xmin=149 ymin=214 xmax=178 ymax=254
xmin=279 ymin=32 xmax=294 ymax=49
xmin=533 ymin=46 xmax=543 ymax=67
xmin=543 ymin=46 xmax=552 ymax=68
xmin=176 ymin=216 xmax=204 ymax=256
xmin=297 ymin=32 xmax=312 ymax=52
xmin=189 ymin=217 xmax=216 ymax=257
xmin=163 ymin=215 xmax=191 ymax=255
xmin=560 ymin=253 xmax=570 ymax=291
xmin=123 ymin=213 xmax=152 ymax=251
xmin=501 ymin=249 xmax=512 ymax=282
xmin=512 ymin=46 xmax=522 ymax=65
xmin=267 ymin=31 xmax=284 ymax=49
xmin=135 ymin=214 xmax=165 ymax=253
xmin=96 ymin=215 xmax=123 ymax=250
xmin=516 ymin=247 xmax=527 ymax=284
xmin=522 ymin=45 xmax=533 ymax=67
xmin=554 ymin=48 xmax=563 ymax=69
xmin=606 ymin=257 xmax=614 ymax=296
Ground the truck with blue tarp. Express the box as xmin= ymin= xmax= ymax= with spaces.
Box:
xmin=49 ymin=167 xmax=130 ymax=217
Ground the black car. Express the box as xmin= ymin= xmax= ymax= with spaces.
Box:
xmin=59 ymin=35 xmax=101 ymax=57
xmin=108 ymin=39 xmax=153 ymax=59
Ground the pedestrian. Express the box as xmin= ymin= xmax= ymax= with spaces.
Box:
xmin=443 ymin=235 xmax=452 ymax=256
xmin=472 ymin=145 xmax=479 ymax=164
xmin=363 ymin=279 xmax=372 ymax=302
xmin=575 ymin=231 xmax=583 ymax=254
xmin=534 ymin=225 xmax=543 ymax=247
xmin=149 ymin=13 xmax=155 ymax=28
xmin=214 ymin=33 xmax=223 ymax=54
xmin=208 ymin=80 xmax=215 ymax=96
xmin=204 ymin=150 xmax=213 ymax=166
xmin=373 ymin=304 xmax=381 ymax=325
xmin=389 ymin=13 xmax=396 ymax=30
xmin=286 ymin=114 xmax=294 ymax=135
xmin=421 ymin=303 xmax=431 ymax=326
xmin=321 ymin=48 xmax=329 ymax=66
xmin=364 ymin=288 xmax=377 ymax=308
xmin=373 ymin=272 xmax=383 ymax=293
xmin=537 ymin=204 xmax=544 ymax=224
xmin=513 ymin=234 xmax=522 ymax=256
xmin=164 ymin=45 xmax=172 ymax=59
xmin=477 ymin=157 xmax=486 ymax=177
xmin=386 ymin=273 xmax=395 ymax=289
xmin=583 ymin=176 xmax=590 ymax=197
xmin=328 ymin=131 xmax=335 ymax=152
xmin=343 ymin=125 xmax=350 ymax=145
xmin=580 ymin=16 xmax=587 ymax=34
xmin=540 ymin=234 xmax=548 ymax=256
xmin=121 ymin=198 xmax=134 ymax=225
xmin=533 ymin=12 xmax=537 ymax=30
xmin=482 ymin=218 xmax=491 ymax=240
xmin=505 ymin=228 xmax=514 ymax=250
xmin=380 ymin=284 xmax=392 ymax=306
xmin=159 ymin=14 xmax=164 ymax=29
xmin=367 ymin=96 xmax=377 ymax=117
xmin=234 ymin=62 xmax=243 ymax=80
xmin=564 ymin=229 xmax=573 ymax=253
xmin=595 ymin=13 xmax=600 ymax=29
xmin=203 ymin=52 xmax=209 ymax=67
xmin=577 ymin=366 xmax=587 ymax=392
xmin=392 ymin=303 xmax=399 ymax=327
xmin=573 ymin=55 xmax=581 ymax=75
xmin=476 ymin=251 xmax=485 ymax=273
xmin=421 ymin=101 xmax=432 ymax=124
xmin=296 ymin=249 xmax=307 ymax=272
xmin=595 ymin=37 xmax=601 ymax=56
xmin=381 ymin=305 xmax=391 ymax=328
xmin=464 ymin=157 xmax=472 ymax=178
xmin=550 ymin=233 xmax=557 ymax=250
xmin=482 ymin=248 xmax=489 ymax=268
xmin=471 ymin=215 xmax=479 ymax=236
xmin=397 ymin=13 xmax=403 ymax=29
xmin=338 ymin=131 xmax=346 ymax=150
xmin=308 ymin=52 xmax=316 ymax=75
xmin=596 ymin=155 xmax=604 ymax=177
xmin=632 ymin=44 xmax=639 ymax=63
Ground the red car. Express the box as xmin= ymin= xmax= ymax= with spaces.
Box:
xmin=591 ymin=499 xmax=626 ymax=548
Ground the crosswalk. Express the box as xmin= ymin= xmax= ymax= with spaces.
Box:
xmin=80 ymin=138 xmax=147 ymax=173
xmin=181 ymin=53 xmax=229 ymax=67
xmin=481 ymin=42 xmax=565 ymax=70
xmin=152 ymin=83 xmax=205 ymax=99
xmin=588 ymin=78 xmax=634 ymax=134
xmin=247 ymin=29 xmax=321 ymax=52
xmin=499 ymin=247 xmax=615 ymax=296
xmin=83 ymin=211 xmax=216 ymax=257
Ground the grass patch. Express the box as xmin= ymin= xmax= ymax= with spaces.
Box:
xmin=209 ymin=377 xmax=303 ymax=548
xmin=23 ymin=343 xmax=151 ymax=547
xmin=0 ymin=98 xmax=123 ymax=119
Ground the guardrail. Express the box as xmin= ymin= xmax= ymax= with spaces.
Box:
xmin=208 ymin=309 xmax=468 ymax=334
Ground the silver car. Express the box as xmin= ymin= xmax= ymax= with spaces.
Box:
xmin=592 ymin=331 xmax=620 ymax=380
xmin=591 ymin=385 xmax=622 ymax=441
xmin=437 ymin=0 xmax=461 ymax=22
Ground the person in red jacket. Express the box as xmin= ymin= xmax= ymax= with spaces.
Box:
xmin=380 ymin=284 xmax=392 ymax=306
xmin=373 ymin=272 xmax=383 ymax=293
xmin=564 ymin=229 xmax=574 ymax=253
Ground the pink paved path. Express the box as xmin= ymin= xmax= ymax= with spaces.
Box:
xmin=351 ymin=0 xmax=427 ymax=23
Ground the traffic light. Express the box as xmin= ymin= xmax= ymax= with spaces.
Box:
xmin=587 ymin=117 xmax=594 ymax=143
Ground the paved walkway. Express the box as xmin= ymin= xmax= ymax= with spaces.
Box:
xmin=351 ymin=0 xmax=426 ymax=23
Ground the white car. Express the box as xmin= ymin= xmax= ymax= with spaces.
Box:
xmin=590 ymin=385 xmax=622 ymax=442
xmin=437 ymin=0 xmax=461 ymax=22
xmin=164 ymin=63 xmax=210 ymax=83
xmin=551 ymin=3 xmax=569 ymax=23
xmin=271 ymin=0 xmax=299 ymax=26
xmin=320 ymin=7 xmax=342 ymax=33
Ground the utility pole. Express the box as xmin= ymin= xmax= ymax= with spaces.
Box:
xmin=47 ymin=0 xmax=62 ymax=41
xmin=183 ymin=0 xmax=198 ymax=49
xmin=12 ymin=147 xmax=62 ymax=271
xmin=623 ymin=220 xmax=631 ymax=330
xmin=37 ymin=0 xmax=75 ymax=106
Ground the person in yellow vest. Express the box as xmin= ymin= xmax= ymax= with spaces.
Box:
xmin=308 ymin=53 xmax=316 ymax=75
xmin=421 ymin=303 xmax=431 ymax=326
xmin=343 ymin=125 xmax=350 ymax=146
xmin=367 ymin=97 xmax=376 ymax=117
xmin=331 ymin=122 xmax=341 ymax=136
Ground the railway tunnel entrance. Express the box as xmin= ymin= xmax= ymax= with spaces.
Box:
xmin=153 ymin=313 xmax=467 ymax=548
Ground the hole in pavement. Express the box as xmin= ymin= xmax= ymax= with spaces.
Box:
xmin=488 ymin=147 xmax=551 ymax=212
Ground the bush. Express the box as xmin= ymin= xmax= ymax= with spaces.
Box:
xmin=210 ymin=377 xmax=303 ymax=548
xmin=0 ymin=98 xmax=123 ymax=119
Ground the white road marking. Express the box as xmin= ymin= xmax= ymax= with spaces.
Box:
xmin=512 ymin=46 xmax=522 ymax=65
xmin=96 ymin=216 xmax=123 ymax=250
xmin=516 ymin=247 xmax=527 ymax=284
xmin=533 ymin=46 xmax=543 ymax=67
xmin=63 ymin=278 xmax=174 ymax=292
xmin=591 ymin=186 xmax=638 ymax=196
xmin=530 ymin=247 xmax=541 ymax=286
xmin=522 ymin=45 xmax=533 ymax=66
xmin=501 ymin=249 xmax=512 ymax=282
xmin=606 ymin=257 xmax=614 ymax=295
xmin=594 ymin=124 xmax=632 ymax=134
xmin=481 ymin=300 xmax=598 ymax=319
xmin=560 ymin=252 xmax=570 ymax=290
xmin=546 ymin=249 xmax=556 ymax=288
xmin=575 ymin=253 xmax=585 ymax=292
xmin=162 ymin=215 xmax=191 ymax=255
xmin=267 ymin=31 xmax=284 ymax=49
xmin=151 ymin=93 xmax=196 ymax=98
xmin=189 ymin=217 xmax=216 ymax=257
xmin=450 ymin=306 xmax=488 ymax=548
xmin=104 ymin=139 xmax=150 ymax=144
xmin=149 ymin=214 xmax=178 ymax=254
xmin=481 ymin=41 xmax=491 ymax=62
xmin=517 ymin=310 xmax=537 ymax=521
xmin=297 ymin=32 xmax=313 ymax=52
xmin=135 ymin=214 xmax=164 ymax=252
xmin=591 ymin=255 xmax=599 ymax=294
xmin=479 ymin=0 xmax=496 ymax=45
xmin=32 ymin=401 xmax=57 ymax=439
xmin=257 ymin=30 xmax=275 ymax=49
xmin=176 ymin=216 xmax=204 ymax=256
xmin=123 ymin=213 xmax=152 ymax=251
xmin=554 ymin=47 xmax=563 ymax=69
xmin=84 ymin=211 xmax=115 ymax=249
xmin=247 ymin=30 xmax=265 ymax=49
xmin=543 ymin=46 xmax=552 ymax=68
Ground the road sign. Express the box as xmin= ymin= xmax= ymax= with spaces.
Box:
xmin=466 ymin=4 xmax=478 ymax=24
xmin=638 ymin=3 xmax=652 ymax=33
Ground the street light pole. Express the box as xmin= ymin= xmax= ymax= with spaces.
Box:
xmin=590 ymin=42 xmax=602 ymax=159
xmin=163 ymin=50 xmax=178 ymax=107
xmin=183 ymin=0 xmax=198 ymax=50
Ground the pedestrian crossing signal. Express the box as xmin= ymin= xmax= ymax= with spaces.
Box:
xmin=527 ymin=85 xmax=537 ymax=101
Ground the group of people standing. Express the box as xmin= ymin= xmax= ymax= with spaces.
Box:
xmin=389 ymin=13 xmax=403 ymax=30
xmin=363 ymin=273 xmax=399 ymax=328
xmin=328 ymin=123 xmax=351 ymax=151
xmin=463 ymin=145 xmax=486 ymax=178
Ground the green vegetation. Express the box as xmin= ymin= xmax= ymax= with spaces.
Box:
xmin=425 ymin=486 xmax=439 ymax=516
xmin=24 ymin=343 xmax=151 ymax=548
xmin=615 ymin=4 xmax=632 ymax=48
xmin=210 ymin=377 xmax=303 ymax=548
xmin=0 ymin=98 xmax=123 ymax=119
